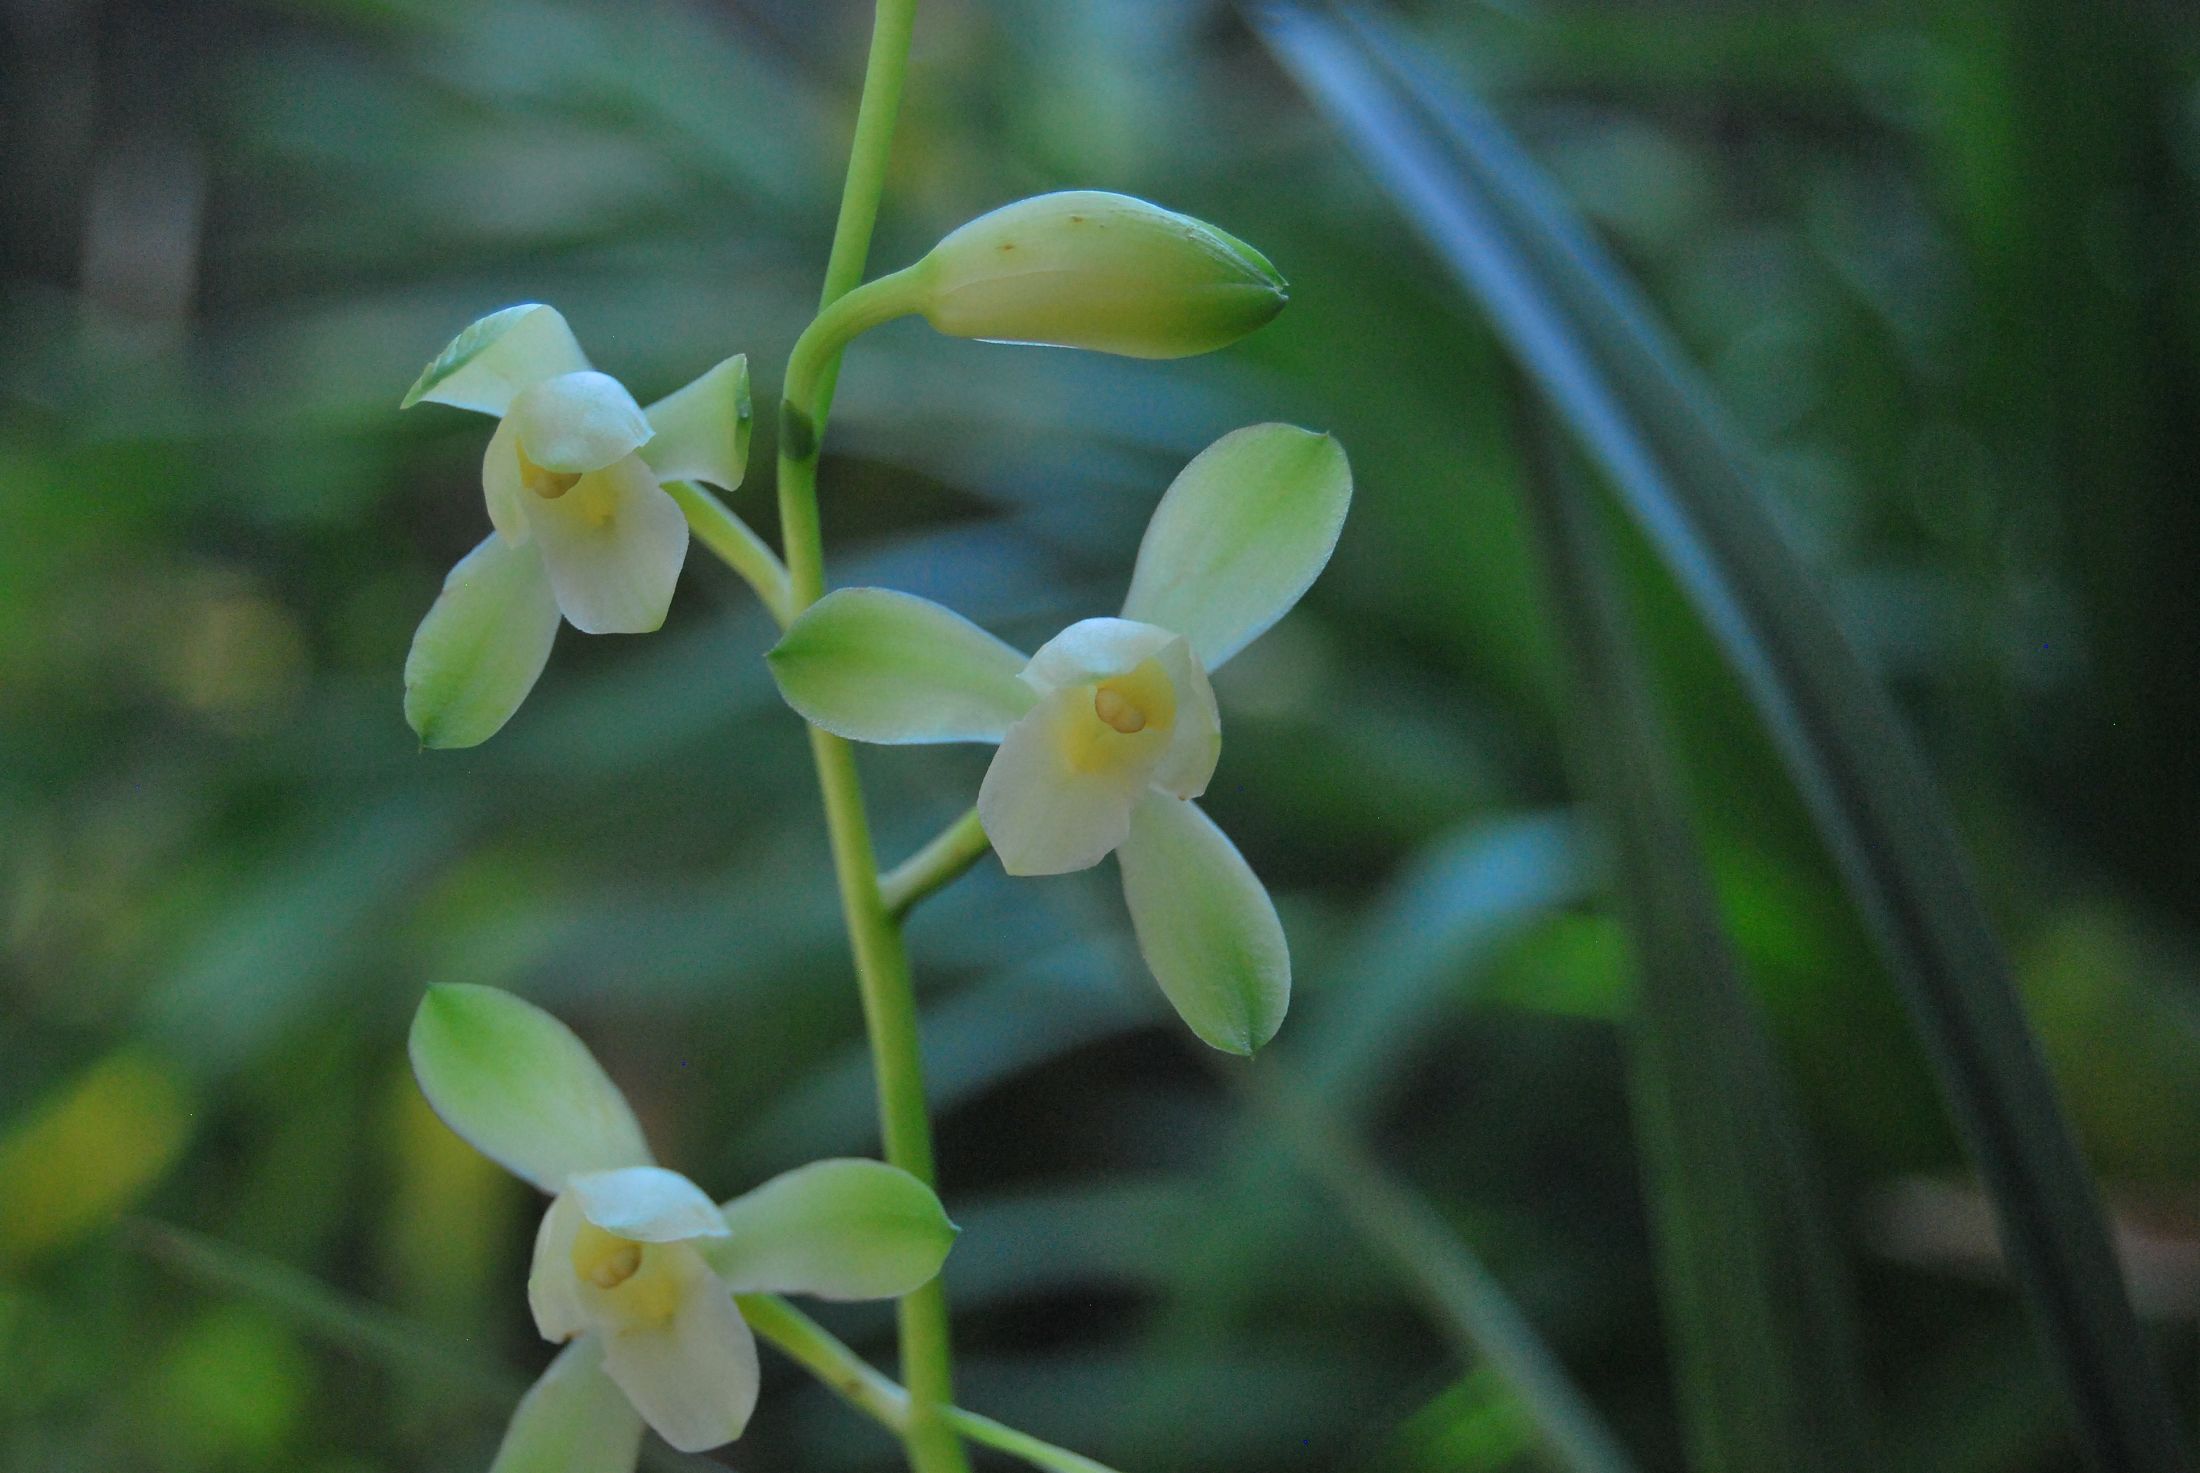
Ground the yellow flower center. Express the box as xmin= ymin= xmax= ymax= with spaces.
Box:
xmin=571 ymin=1221 xmax=687 ymax=1326
xmin=1093 ymin=685 xmax=1147 ymax=734
xmin=572 ymin=1221 xmax=643 ymax=1288
xmin=1059 ymin=659 xmax=1177 ymax=774
xmin=517 ymin=442 xmax=581 ymax=501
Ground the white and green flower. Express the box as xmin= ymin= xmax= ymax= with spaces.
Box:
xmin=408 ymin=984 xmax=957 ymax=1466
xmin=767 ymin=424 xmax=1352 ymax=1054
xmin=400 ymin=304 xmax=752 ymax=748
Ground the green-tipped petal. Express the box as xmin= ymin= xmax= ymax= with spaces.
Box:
xmin=702 ymin=1159 xmax=958 ymax=1301
xmin=408 ymin=985 xmax=653 ymax=1194
xmin=769 ymin=588 xmax=1035 ymax=745
xmin=978 ymin=684 xmax=1149 ymax=875
xmin=404 ymin=304 xmax=590 ymax=416
xmin=916 ymin=191 xmax=1287 ymax=359
xmin=595 ymin=1245 xmax=758 ymax=1453
xmin=489 ymin=1337 xmax=644 ymax=1473
xmin=529 ymin=455 xmax=689 ymax=635
xmin=508 ymin=372 xmax=653 ymax=475
xmin=569 ymin=1167 xmax=730 ymax=1244
xmin=1121 ymin=424 xmax=1352 ymax=671
xmin=641 ymin=355 xmax=752 ymax=491
xmin=1117 ymin=792 xmax=1290 ymax=1054
xmin=403 ymin=532 xmax=561 ymax=750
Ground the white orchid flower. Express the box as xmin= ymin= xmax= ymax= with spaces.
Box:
xmin=400 ymin=304 xmax=752 ymax=748
xmin=767 ymin=424 xmax=1351 ymax=1054
xmin=407 ymin=985 xmax=957 ymax=1466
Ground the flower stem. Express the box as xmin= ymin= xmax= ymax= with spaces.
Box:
xmin=880 ymin=807 xmax=990 ymax=919
xmin=664 ymin=479 xmax=791 ymax=627
xmin=777 ymin=5 xmax=968 ymax=1472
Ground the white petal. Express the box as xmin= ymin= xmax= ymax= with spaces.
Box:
xmin=978 ymin=685 xmax=1148 ymax=875
xmin=1117 ymin=792 xmax=1290 ymax=1054
xmin=768 ymin=588 xmax=1034 ymax=745
xmin=703 ymin=1159 xmax=957 ymax=1300
xmin=1146 ymin=635 xmax=1220 ymax=800
xmin=489 ymin=1337 xmax=644 ymax=1473
xmin=596 ymin=1244 xmax=760 ymax=1453
xmin=528 ymin=1193 xmax=588 ymax=1343
xmin=404 ymin=303 xmax=591 ymax=417
xmin=408 ymin=985 xmax=654 ymax=1194
xmin=1021 ymin=616 xmax=1177 ymax=692
xmin=641 ymin=355 xmax=752 ymax=491
xmin=529 ymin=455 xmax=690 ymax=634
xmin=482 ymin=416 xmax=532 ymax=543
xmin=569 ymin=1167 xmax=730 ymax=1244
xmin=402 ymin=532 xmax=559 ymax=750
xmin=508 ymin=372 xmax=654 ymax=475
xmin=1121 ymin=424 xmax=1352 ymax=671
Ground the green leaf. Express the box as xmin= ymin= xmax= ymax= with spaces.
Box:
xmin=1523 ymin=435 xmax=1874 ymax=1472
xmin=402 ymin=303 xmax=590 ymax=416
xmin=403 ymin=532 xmax=561 ymax=749
xmin=1120 ymin=424 xmax=1352 ymax=672
xmin=408 ymin=984 xmax=653 ymax=1193
xmin=1116 ymin=793 xmax=1288 ymax=1055
xmin=704 ymin=1159 xmax=958 ymax=1300
xmin=642 ymin=354 xmax=752 ymax=491
xmin=1255 ymin=12 xmax=2188 ymax=1470
xmin=768 ymin=587 xmax=1034 ymax=744
xmin=490 ymin=1339 xmax=644 ymax=1473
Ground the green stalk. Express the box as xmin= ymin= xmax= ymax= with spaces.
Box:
xmin=776 ymin=7 xmax=967 ymax=1471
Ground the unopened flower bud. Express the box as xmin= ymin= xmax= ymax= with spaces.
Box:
xmin=913 ymin=191 xmax=1286 ymax=360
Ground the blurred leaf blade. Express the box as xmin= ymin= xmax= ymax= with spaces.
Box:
xmin=1253 ymin=8 xmax=2190 ymax=1469
xmin=1521 ymin=431 xmax=1875 ymax=1471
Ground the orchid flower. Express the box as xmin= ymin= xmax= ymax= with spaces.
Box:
xmin=399 ymin=304 xmax=751 ymax=748
xmin=408 ymin=985 xmax=957 ymax=1466
xmin=767 ymin=424 xmax=1352 ymax=1053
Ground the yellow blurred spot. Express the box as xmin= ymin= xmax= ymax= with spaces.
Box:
xmin=0 ymin=1047 xmax=193 ymax=1267
xmin=1057 ymin=657 xmax=1176 ymax=774
xmin=572 ymin=1221 xmax=643 ymax=1290
xmin=1093 ymin=685 xmax=1147 ymax=734
xmin=516 ymin=442 xmax=579 ymax=500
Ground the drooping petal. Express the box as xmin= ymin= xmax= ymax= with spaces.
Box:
xmin=508 ymin=372 xmax=654 ymax=475
xmin=488 ymin=1337 xmax=644 ymax=1473
xmin=978 ymin=685 xmax=1150 ymax=875
xmin=528 ymin=1192 xmax=588 ymax=1343
xmin=769 ymin=588 xmax=1035 ymax=745
xmin=1117 ymin=792 xmax=1290 ymax=1054
xmin=528 ymin=455 xmax=690 ymax=634
xmin=481 ymin=416 xmax=532 ymax=543
xmin=408 ymin=985 xmax=654 ymax=1194
xmin=1120 ymin=424 xmax=1352 ymax=671
xmin=569 ymin=1167 xmax=731 ymax=1244
xmin=702 ymin=1159 xmax=957 ymax=1300
xmin=403 ymin=532 xmax=560 ymax=749
xmin=596 ymin=1244 xmax=760 ymax=1453
xmin=403 ymin=304 xmax=590 ymax=416
xmin=641 ymin=355 xmax=752 ymax=491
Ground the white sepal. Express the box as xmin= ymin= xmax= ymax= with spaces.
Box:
xmin=404 ymin=304 xmax=590 ymax=417
xmin=641 ymin=355 xmax=752 ymax=491
xmin=705 ymin=1159 xmax=957 ymax=1300
xmin=1117 ymin=792 xmax=1290 ymax=1055
xmin=408 ymin=985 xmax=653 ymax=1194
xmin=1121 ymin=424 xmax=1351 ymax=671
xmin=769 ymin=588 xmax=1035 ymax=745
xmin=527 ymin=1192 xmax=589 ymax=1344
xmin=488 ymin=1337 xmax=644 ymax=1473
xmin=402 ymin=531 xmax=560 ymax=750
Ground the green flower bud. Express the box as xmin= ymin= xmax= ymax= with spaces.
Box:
xmin=913 ymin=191 xmax=1286 ymax=360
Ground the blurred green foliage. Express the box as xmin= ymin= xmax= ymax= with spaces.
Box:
xmin=4 ymin=1 xmax=2199 ymax=1470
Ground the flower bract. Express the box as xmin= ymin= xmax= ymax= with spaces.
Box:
xmin=400 ymin=304 xmax=752 ymax=748
xmin=407 ymin=985 xmax=957 ymax=1465
xmin=768 ymin=423 xmax=1352 ymax=1052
